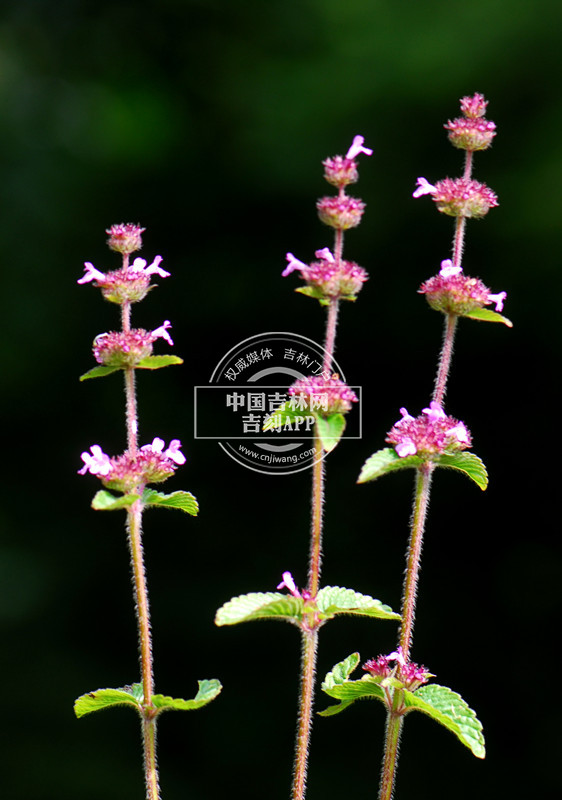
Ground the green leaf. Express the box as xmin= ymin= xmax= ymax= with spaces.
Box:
xmin=151 ymin=679 xmax=222 ymax=713
xmin=74 ymin=684 xmax=143 ymax=717
xmin=316 ymin=414 xmax=346 ymax=453
xmin=358 ymin=448 xmax=488 ymax=490
xmin=142 ymin=489 xmax=199 ymax=515
xmin=319 ymin=652 xmax=386 ymax=716
xmin=433 ymin=452 xmax=488 ymax=490
xmin=357 ymin=447 xmax=424 ymax=483
xmin=295 ymin=285 xmax=331 ymax=306
xmin=215 ymin=592 xmax=303 ymax=626
xmin=74 ymin=680 xmax=222 ymax=719
xmin=136 ymin=355 xmax=184 ymax=369
xmin=464 ymin=307 xmax=513 ymax=328
xmin=79 ymin=365 xmax=122 ymax=381
xmin=404 ymin=683 xmax=485 ymax=758
xmin=316 ymin=586 xmax=400 ymax=621
xmin=91 ymin=490 xmax=139 ymax=511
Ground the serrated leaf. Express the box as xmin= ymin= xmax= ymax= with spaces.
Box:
xmin=142 ymin=489 xmax=199 ymax=515
xmin=404 ymin=683 xmax=485 ymax=758
xmin=316 ymin=586 xmax=400 ymax=621
xmin=91 ymin=490 xmax=139 ymax=511
xmin=320 ymin=653 xmax=386 ymax=716
xmin=358 ymin=448 xmax=424 ymax=483
xmin=152 ymin=679 xmax=222 ymax=712
xmin=464 ymin=307 xmax=513 ymax=328
xmin=79 ymin=365 xmax=122 ymax=381
xmin=322 ymin=652 xmax=361 ymax=690
xmin=433 ymin=452 xmax=488 ymax=490
xmin=74 ymin=684 xmax=143 ymax=717
xmin=136 ymin=355 xmax=184 ymax=369
xmin=316 ymin=414 xmax=346 ymax=453
xmin=215 ymin=592 xmax=303 ymax=626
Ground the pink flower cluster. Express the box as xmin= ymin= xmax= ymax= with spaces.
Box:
xmin=288 ymin=374 xmax=358 ymax=415
xmin=363 ymin=646 xmax=430 ymax=692
xmin=283 ymin=247 xmax=368 ymax=302
xmin=92 ymin=322 xmax=173 ymax=367
xmin=106 ymin=223 xmax=145 ymax=255
xmin=78 ymin=255 xmax=170 ymax=305
xmin=444 ymin=92 xmax=496 ymax=151
xmin=386 ymin=402 xmax=471 ymax=458
xmin=413 ymin=176 xmax=498 ymax=219
xmin=79 ymin=438 xmax=185 ymax=493
xmin=419 ymin=259 xmax=506 ymax=316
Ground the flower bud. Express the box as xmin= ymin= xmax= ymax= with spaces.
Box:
xmin=316 ymin=195 xmax=366 ymax=229
xmin=106 ymin=223 xmax=145 ymax=255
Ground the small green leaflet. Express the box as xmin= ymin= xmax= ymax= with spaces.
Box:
xmin=357 ymin=448 xmax=488 ymax=490
xmin=463 ymin=307 xmax=513 ymax=327
xmin=80 ymin=355 xmax=183 ymax=381
xmin=316 ymin=414 xmax=346 ymax=452
xmin=74 ymin=680 xmax=222 ymax=718
xmin=91 ymin=490 xmax=139 ymax=511
xmin=142 ymin=489 xmax=199 ymax=515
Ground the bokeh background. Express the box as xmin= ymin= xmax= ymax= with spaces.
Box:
xmin=1 ymin=1 xmax=559 ymax=798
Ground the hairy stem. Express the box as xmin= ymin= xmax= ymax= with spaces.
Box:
xmin=292 ymin=629 xmax=319 ymax=800
xmin=378 ymin=696 xmax=404 ymax=800
xmin=399 ymin=463 xmax=433 ymax=661
xmin=323 ymin=299 xmax=340 ymax=375
xmin=128 ymin=502 xmax=159 ymax=800
xmin=432 ymin=313 xmax=457 ymax=408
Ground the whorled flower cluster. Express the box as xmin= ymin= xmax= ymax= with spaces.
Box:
xmin=413 ymin=176 xmax=498 ymax=219
xmin=444 ymin=92 xmax=496 ymax=151
xmin=363 ymin=646 xmax=431 ymax=692
xmin=283 ymin=247 xmax=368 ymax=302
xmin=93 ymin=322 xmax=174 ymax=366
xmin=288 ymin=374 xmax=358 ymax=416
xmin=79 ymin=438 xmax=185 ymax=493
xmin=78 ymin=254 xmax=170 ymax=304
xmin=419 ymin=259 xmax=506 ymax=316
xmin=386 ymin=402 xmax=471 ymax=458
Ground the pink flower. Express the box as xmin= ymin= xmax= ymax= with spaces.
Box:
xmin=346 ymin=135 xmax=373 ymax=160
xmin=314 ymin=247 xmax=335 ymax=263
xmin=283 ymin=252 xmax=309 ymax=277
xmin=78 ymin=445 xmax=112 ymax=476
xmin=141 ymin=437 xmax=186 ymax=465
xmin=439 ymin=259 xmax=462 ymax=278
xmin=130 ymin=256 xmax=170 ymax=279
xmin=277 ymin=571 xmax=301 ymax=598
xmin=487 ymin=291 xmax=506 ymax=312
xmin=151 ymin=320 xmax=174 ymax=346
xmin=413 ymin=177 xmax=437 ymax=198
xmin=78 ymin=262 xmax=106 ymax=284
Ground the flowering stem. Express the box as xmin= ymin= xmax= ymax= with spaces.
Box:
xmin=399 ymin=463 xmax=433 ymax=661
xmin=378 ymin=694 xmax=404 ymax=800
xmin=432 ymin=313 xmax=458 ymax=408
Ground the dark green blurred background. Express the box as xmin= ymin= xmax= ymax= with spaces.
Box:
xmin=1 ymin=1 xmax=559 ymax=798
